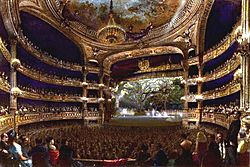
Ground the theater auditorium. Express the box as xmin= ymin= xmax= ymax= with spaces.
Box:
xmin=0 ymin=0 xmax=249 ymax=166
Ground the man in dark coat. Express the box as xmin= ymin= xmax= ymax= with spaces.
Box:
xmin=153 ymin=143 xmax=168 ymax=166
xmin=29 ymin=138 xmax=50 ymax=167
xmin=225 ymin=111 xmax=241 ymax=165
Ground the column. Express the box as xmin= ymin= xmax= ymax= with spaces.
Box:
xmin=239 ymin=0 xmax=250 ymax=111
xmin=9 ymin=39 xmax=18 ymax=132
xmin=240 ymin=49 xmax=250 ymax=111
xmin=240 ymin=54 xmax=245 ymax=109
xmin=98 ymin=70 xmax=105 ymax=124
xmin=105 ymin=76 xmax=111 ymax=123
xmin=182 ymin=52 xmax=189 ymax=112
xmin=183 ymin=69 xmax=189 ymax=112
xmin=197 ymin=64 xmax=204 ymax=124
xmin=82 ymin=70 xmax=88 ymax=120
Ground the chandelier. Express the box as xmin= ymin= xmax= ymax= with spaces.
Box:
xmin=97 ymin=0 xmax=126 ymax=45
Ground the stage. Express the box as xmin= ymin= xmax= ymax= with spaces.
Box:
xmin=109 ymin=115 xmax=182 ymax=127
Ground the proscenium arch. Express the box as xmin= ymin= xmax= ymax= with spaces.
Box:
xmin=103 ymin=46 xmax=184 ymax=72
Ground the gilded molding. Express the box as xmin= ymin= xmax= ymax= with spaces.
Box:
xmin=203 ymin=32 xmax=238 ymax=63
xmin=183 ymin=112 xmax=230 ymax=128
xmin=203 ymin=82 xmax=241 ymax=100
xmin=136 ymin=59 xmax=182 ymax=74
xmin=0 ymin=112 xmax=82 ymax=134
xmin=0 ymin=38 xmax=11 ymax=61
xmin=204 ymin=53 xmax=240 ymax=82
xmin=18 ymin=65 xmax=82 ymax=87
xmin=16 ymin=17 xmax=82 ymax=71
xmin=126 ymin=70 xmax=183 ymax=82
xmin=197 ymin=0 xmax=215 ymax=53
xmin=188 ymin=22 xmax=240 ymax=66
xmin=103 ymin=46 xmax=184 ymax=71
xmin=20 ymin=90 xmax=81 ymax=102
xmin=0 ymin=0 xmax=20 ymax=38
xmin=143 ymin=0 xmax=202 ymax=41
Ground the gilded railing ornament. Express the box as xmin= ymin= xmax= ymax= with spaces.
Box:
xmin=136 ymin=59 xmax=181 ymax=74
xmin=138 ymin=59 xmax=150 ymax=71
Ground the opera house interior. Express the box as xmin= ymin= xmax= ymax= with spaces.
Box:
xmin=0 ymin=0 xmax=250 ymax=166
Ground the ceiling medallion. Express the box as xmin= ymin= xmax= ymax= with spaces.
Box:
xmin=97 ymin=0 xmax=126 ymax=45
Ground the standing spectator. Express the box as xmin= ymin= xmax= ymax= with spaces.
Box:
xmin=8 ymin=131 xmax=32 ymax=167
xmin=193 ymin=131 xmax=207 ymax=166
xmin=30 ymin=138 xmax=50 ymax=167
xmin=152 ymin=143 xmax=168 ymax=166
xmin=46 ymin=137 xmax=59 ymax=166
xmin=136 ymin=143 xmax=151 ymax=166
xmin=175 ymin=133 xmax=193 ymax=166
xmin=58 ymin=139 xmax=74 ymax=167
xmin=237 ymin=132 xmax=249 ymax=166
xmin=20 ymin=135 xmax=31 ymax=160
xmin=202 ymin=134 xmax=222 ymax=167
xmin=215 ymin=132 xmax=226 ymax=163
xmin=225 ymin=111 xmax=241 ymax=165
xmin=0 ymin=133 xmax=11 ymax=166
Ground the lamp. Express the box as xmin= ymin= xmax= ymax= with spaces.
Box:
xmin=97 ymin=0 xmax=126 ymax=44
xmin=98 ymin=97 xmax=105 ymax=103
xmin=234 ymin=68 xmax=242 ymax=81
xmin=80 ymin=96 xmax=88 ymax=102
xmin=11 ymin=58 xmax=21 ymax=69
xmin=195 ymin=94 xmax=203 ymax=102
xmin=10 ymin=87 xmax=22 ymax=97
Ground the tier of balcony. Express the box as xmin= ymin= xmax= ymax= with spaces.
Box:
xmin=203 ymin=81 xmax=241 ymax=100
xmin=18 ymin=32 xmax=82 ymax=71
xmin=185 ymin=52 xmax=240 ymax=87
xmin=188 ymin=22 xmax=239 ymax=66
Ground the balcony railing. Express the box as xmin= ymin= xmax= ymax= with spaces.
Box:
xmin=20 ymin=90 xmax=82 ymax=102
xmin=203 ymin=82 xmax=241 ymax=100
xmin=183 ymin=111 xmax=232 ymax=128
xmin=203 ymin=53 xmax=240 ymax=82
xmin=0 ymin=112 xmax=82 ymax=134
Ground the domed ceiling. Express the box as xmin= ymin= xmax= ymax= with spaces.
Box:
xmin=62 ymin=0 xmax=182 ymax=33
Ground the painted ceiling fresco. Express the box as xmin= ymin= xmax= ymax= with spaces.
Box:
xmin=62 ymin=0 xmax=182 ymax=33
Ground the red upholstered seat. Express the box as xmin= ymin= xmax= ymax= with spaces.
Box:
xmin=239 ymin=152 xmax=249 ymax=166
xmin=103 ymin=158 xmax=127 ymax=167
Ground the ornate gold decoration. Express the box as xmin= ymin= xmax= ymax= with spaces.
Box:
xmin=136 ymin=59 xmax=182 ymax=74
xmin=10 ymin=87 xmax=22 ymax=97
xmin=138 ymin=60 xmax=150 ymax=71
xmin=11 ymin=58 xmax=21 ymax=68
xmin=126 ymin=72 xmax=183 ymax=81
xmin=204 ymin=53 xmax=240 ymax=82
xmin=203 ymin=82 xmax=241 ymax=100
xmin=103 ymin=46 xmax=184 ymax=71
xmin=97 ymin=0 xmax=126 ymax=44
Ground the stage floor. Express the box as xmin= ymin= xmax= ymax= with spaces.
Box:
xmin=109 ymin=115 xmax=182 ymax=127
